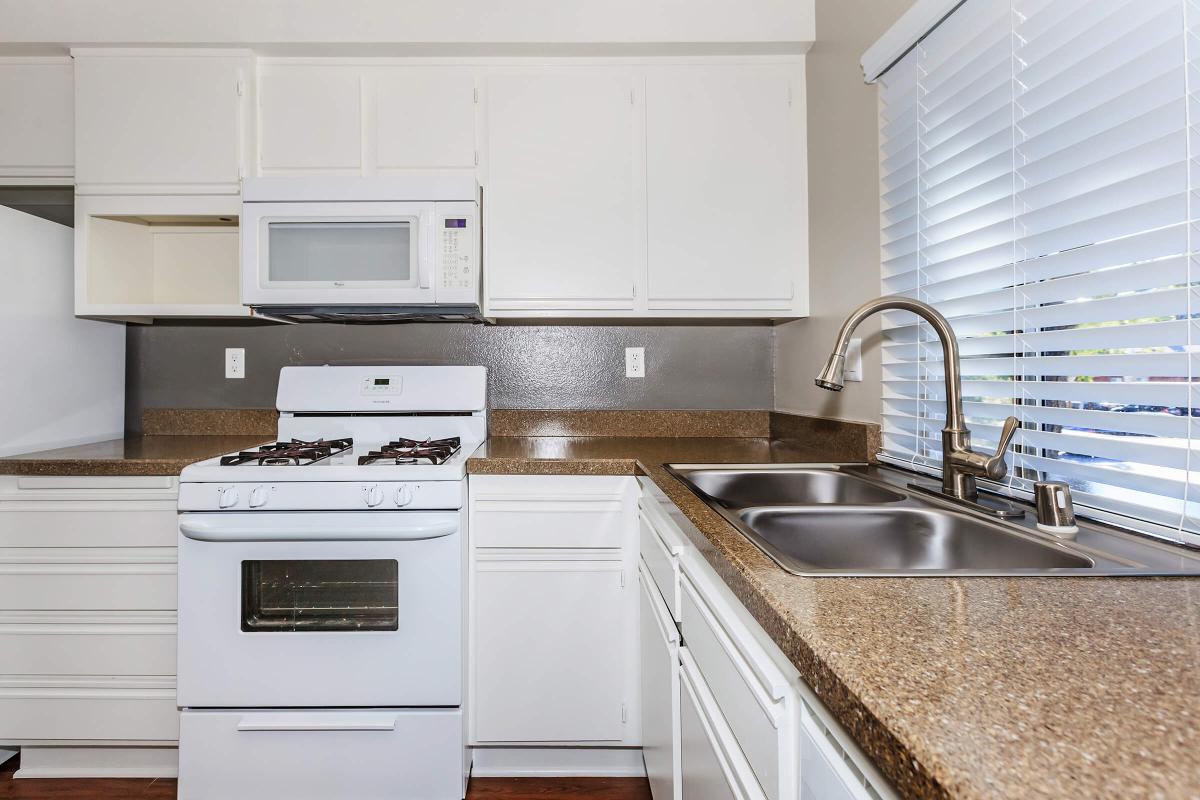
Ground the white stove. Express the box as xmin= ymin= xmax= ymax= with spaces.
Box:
xmin=176 ymin=365 xmax=483 ymax=800
xmin=180 ymin=364 xmax=486 ymax=512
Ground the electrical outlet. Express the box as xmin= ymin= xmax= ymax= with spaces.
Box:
xmin=625 ymin=347 xmax=645 ymax=378
xmin=225 ymin=347 xmax=245 ymax=379
xmin=844 ymin=338 xmax=863 ymax=382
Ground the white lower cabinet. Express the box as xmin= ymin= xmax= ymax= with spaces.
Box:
xmin=679 ymin=649 xmax=764 ymax=800
xmin=468 ymin=475 xmax=640 ymax=748
xmin=0 ymin=475 xmax=181 ymax=774
xmin=639 ymin=561 xmax=680 ymax=800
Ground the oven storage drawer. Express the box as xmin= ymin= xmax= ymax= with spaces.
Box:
xmin=470 ymin=475 xmax=633 ymax=549
xmin=178 ymin=708 xmax=463 ymax=800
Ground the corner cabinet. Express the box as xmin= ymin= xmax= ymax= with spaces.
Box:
xmin=72 ymin=49 xmax=253 ymax=196
xmin=467 ymin=475 xmax=641 ymax=747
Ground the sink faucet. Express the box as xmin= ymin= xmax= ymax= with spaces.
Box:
xmin=815 ymin=296 xmax=1020 ymax=510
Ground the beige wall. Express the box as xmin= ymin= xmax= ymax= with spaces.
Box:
xmin=774 ymin=0 xmax=915 ymax=423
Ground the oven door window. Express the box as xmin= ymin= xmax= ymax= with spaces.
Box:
xmin=266 ymin=220 xmax=416 ymax=284
xmin=241 ymin=559 xmax=399 ymax=632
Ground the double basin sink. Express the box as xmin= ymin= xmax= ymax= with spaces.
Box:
xmin=668 ymin=464 xmax=1200 ymax=576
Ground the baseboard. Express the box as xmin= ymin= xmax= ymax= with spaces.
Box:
xmin=471 ymin=746 xmax=646 ymax=778
xmin=13 ymin=746 xmax=178 ymax=779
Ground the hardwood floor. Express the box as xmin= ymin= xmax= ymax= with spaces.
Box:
xmin=0 ymin=754 xmax=652 ymax=800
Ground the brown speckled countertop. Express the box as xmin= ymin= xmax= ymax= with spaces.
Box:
xmin=0 ymin=435 xmax=273 ymax=476
xmin=468 ymin=435 xmax=1200 ymax=800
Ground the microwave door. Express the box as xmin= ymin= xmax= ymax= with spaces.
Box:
xmin=242 ymin=202 xmax=437 ymax=306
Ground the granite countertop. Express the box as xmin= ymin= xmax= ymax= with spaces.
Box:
xmin=468 ymin=435 xmax=1200 ymax=800
xmin=0 ymin=434 xmax=273 ymax=476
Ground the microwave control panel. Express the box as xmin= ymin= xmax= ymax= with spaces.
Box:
xmin=438 ymin=212 xmax=477 ymax=297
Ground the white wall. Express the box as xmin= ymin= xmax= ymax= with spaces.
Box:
xmin=774 ymin=0 xmax=914 ymax=423
xmin=0 ymin=205 xmax=124 ymax=456
xmin=0 ymin=1 xmax=814 ymax=51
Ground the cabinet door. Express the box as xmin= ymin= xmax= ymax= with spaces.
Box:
xmin=641 ymin=565 xmax=681 ymax=800
xmin=473 ymin=559 xmax=628 ymax=743
xmin=74 ymin=50 xmax=250 ymax=194
xmin=645 ymin=66 xmax=804 ymax=312
xmin=679 ymin=651 xmax=756 ymax=800
xmin=375 ymin=70 xmax=476 ymax=171
xmin=0 ymin=58 xmax=73 ymax=182
xmin=485 ymin=71 xmax=640 ymax=312
xmin=258 ymin=67 xmax=362 ymax=174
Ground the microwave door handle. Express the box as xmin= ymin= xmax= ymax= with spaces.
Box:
xmin=179 ymin=520 xmax=457 ymax=542
xmin=419 ymin=210 xmax=434 ymax=289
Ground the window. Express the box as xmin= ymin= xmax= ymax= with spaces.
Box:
xmin=877 ymin=0 xmax=1200 ymax=544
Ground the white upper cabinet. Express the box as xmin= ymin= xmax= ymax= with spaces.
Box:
xmin=73 ymin=49 xmax=252 ymax=195
xmin=483 ymin=70 xmax=642 ymax=314
xmin=256 ymin=63 xmax=477 ymax=176
xmin=0 ymin=57 xmax=74 ymax=184
xmin=645 ymin=65 xmax=806 ymax=315
xmin=258 ymin=67 xmax=363 ymax=173
xmin=375 ymin=70 xmax=476 ymax=171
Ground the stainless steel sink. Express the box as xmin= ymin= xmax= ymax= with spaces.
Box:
xmin=739 ymin=507 xmax=1092 ymax=572
xmin=686 ymin=469 xmax=905 ymax=507
xmin=668 ymin=464 xmax=1200 ymax=576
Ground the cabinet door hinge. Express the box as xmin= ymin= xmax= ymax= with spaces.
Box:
xmin=474 ymin=150 xmax=480 ymax=167
xmin=787 ymin=83 xmax=792 ymax=107
xmin=474 ymin=87 xmax=480 ymax=104
xmin=621 ymin=703 xmax=628 ymax=724
xmin=630 ymin=88 xmax=635 ymax=105
xmin=619 ymin=570 xmax=626 ymax=588
xmin=237 ymin=78 xmax=245 ymax=97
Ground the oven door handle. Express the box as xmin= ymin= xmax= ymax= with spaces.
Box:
xmin=179 ymin=519 xmax=457 ymax=542
xmin=236 ymin=712 xmax=398 ymax=732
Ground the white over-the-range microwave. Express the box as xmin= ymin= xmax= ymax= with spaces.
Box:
xmin=241 ymin=176 xmax=482 ymax=322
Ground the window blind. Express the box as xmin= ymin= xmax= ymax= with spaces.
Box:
xmin=877 ymin=0 xmax=1200 ymax=543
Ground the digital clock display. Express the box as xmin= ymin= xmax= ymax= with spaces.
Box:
xmin=374 ymin=378 xmax=390 ymax=386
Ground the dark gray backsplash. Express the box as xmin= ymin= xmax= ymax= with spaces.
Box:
xmin=125 ymin=321 xmax=774 ymax=431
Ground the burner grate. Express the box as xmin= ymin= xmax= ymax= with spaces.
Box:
xmin=358 ymin=437 xmax=461 ymax=466
xmin=220 ymin=438 xmax=354 ymax=467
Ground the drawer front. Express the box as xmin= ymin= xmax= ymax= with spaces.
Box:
xmin=679 ymin=650 xmax=763 ymax=800
xmin=0 ymin=506 xmax=179 ymax=549
xmin=0 ymin=558 xmax=177 ymax=611
xmin=179 ymin=708 xmax=462 ymax=800
xmin=682 ymin=576 xmax=792 ymax=800
xmin=640 ymin=513 xmax=680 ymax=620
xmin=0 ymin=613 xmax=176 ymax=676
xmin=0 ymin=687 xmax=178 ymax=741
xmin=471 ymin=476 xmax=631 ymax=549
xmin=639 ymin=563 xmax=680 ymax=800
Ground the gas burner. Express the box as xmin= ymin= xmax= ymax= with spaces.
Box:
xmin=220 ymin=438 xmax=354 ymax=466
xmin=358 ymin=437 xmax=462 ymax=466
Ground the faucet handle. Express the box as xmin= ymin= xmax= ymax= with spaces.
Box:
xmin=982 ymin=416 xmax=1020 ymax=480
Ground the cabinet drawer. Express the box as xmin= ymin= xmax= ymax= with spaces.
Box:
xmin=179 ymin=709 xmax=461 ymax=800
xmin=639 ymin=562 xmax=680 ymax=800
xmin=681 ymin=574 xmax=796 ymax=800
xmin=0 ymin=506 xmax=179 ymax=549
xmin=471 ymin=476 xmax=632 ymax=549
xmin=640 ymin=512 xmax=681 ymax=620
xmin=0 ymin=553 xmax=177 ymax=611
xmin=0 ymin=613 xmax=176 ymax=676
xmin=0 ymin=685 xmax=177 ymax=741
xmin=679 ymin=649 xmax=764 ymax=800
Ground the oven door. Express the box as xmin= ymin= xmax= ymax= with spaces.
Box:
xmin=241 ymin=201 xmax=437 ymax=306
xmin=177 ymin=511 xmax=461 ymax=708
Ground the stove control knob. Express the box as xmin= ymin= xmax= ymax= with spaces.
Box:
xmin=364 ymin=485 xmax=384 ymax=508
xmin=394 ymin=485 xmax=414 ymax=507
xmin=218 ymin=487 xmax=240 ymax=509
xmin=249 ymin=485 xmax=269 ymax=508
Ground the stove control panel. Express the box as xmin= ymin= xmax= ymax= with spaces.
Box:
xmin=361 ymin=376 xmax=404 ymax=396
xmin=180 ymin=481 xmax=466 ymax=511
